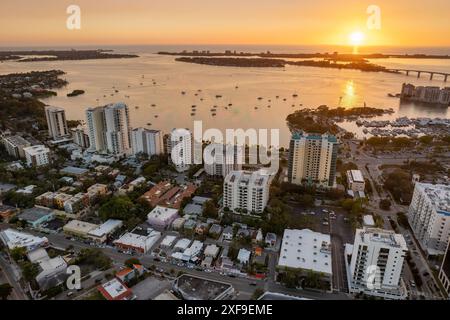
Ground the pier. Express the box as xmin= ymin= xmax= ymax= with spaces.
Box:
xmin=389 ymin=68 xmax=450 ymax=82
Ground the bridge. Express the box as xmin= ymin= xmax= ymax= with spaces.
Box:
xmin=388 ymin=68 xmax=450 ymax=82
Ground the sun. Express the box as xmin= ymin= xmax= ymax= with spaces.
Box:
xmin=349 ymin=31 xmax=365 ymax=46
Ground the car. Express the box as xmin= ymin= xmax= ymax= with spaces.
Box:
xmin=153 ymin=257 xmax=161 ymax=262
xmin=249 ymin=282 xmax=257 ymax=286
xmin=322 ymin=209 xmax=329 ymax=213
xmin=67 ymin=292 xmax=74 ymax=297
xmin=410 ymin=280 xmax=416 ymax=288
xmin=322 ymin=222 xmax=329 ymax=226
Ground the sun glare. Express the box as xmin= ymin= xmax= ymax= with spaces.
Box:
xmin=349 ymin=31 xmax=365 ymax=46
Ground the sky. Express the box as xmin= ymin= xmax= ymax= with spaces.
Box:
xmin=1 ymin=0 xmax=449 ymax=48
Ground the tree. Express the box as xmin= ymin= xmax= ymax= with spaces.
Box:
xmin=0 ymin=283 xmax=13 ymax=300
xmin=20 ymin=261 xmax=40 ymax=282
xmin=202 ymin=200 xmax=218 ymax=219
xmin=10 ymin=247 xmax=27 ymax=262
xmin=99 ymin=196 xmax=134 ymax=220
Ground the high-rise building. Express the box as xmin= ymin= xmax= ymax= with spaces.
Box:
xmin=348 ymin=228 xmax=408 ymax=300
xmin=204 ymin=143 xmax=243 ymax=177
xmin=439 ymin=240 xmax=450 ymax=297
xmin=223 ymin=170 xmax=273 ymax=215
xmin=408 ymin=183 xmax=450 ymax=255
xmin=71 ymin=127 xmax=90 ymax=149
xmin=23 ymin=145 xmax=50 ymax=167
xmin=85 ymin=103 xmax=132 ymax=156
xmin=168 ymin=128 xmax=192 ymax=172
xmin=1 ymin=135 xmax=31 ymax=158
xmin=45 ymin=106 xmax=70 ymax=141
xmin=287 ymin=132 xmax=339 ymax=187
xmin=131 ymin=128 xmax=163 ymax=157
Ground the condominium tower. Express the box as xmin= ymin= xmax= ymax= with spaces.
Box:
xmin=223 ymin=170 xmax=273 ymax=215
xmin=45 ymin=106 xmax=70 ymax=141
xmin=408 ymin=182 xmax=450 ymax=255
xmin=86 ymin=103 xmax=132 ymax=156
xmin=348 ymin=228 xmax=408 ymax=300
xmin=287 ymin=132 xmax=339 ymax=187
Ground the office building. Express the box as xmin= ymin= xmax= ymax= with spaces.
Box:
xmin=23 ymin=145 xmax=50 ymax=167
xmin=347 ymin=228 xmax=408 ymax=299
xmin=287 ymin=132 xmax=339 ymax=187
xmin=408 ymin=183 xmax=450 ymax=255
xmin=223 ymin=169 xmax=273 ymax=215
xmin=45 ymin=106 xmax=70 ymax=141
xmin=131 ymin=128 xmax=163 ymax=157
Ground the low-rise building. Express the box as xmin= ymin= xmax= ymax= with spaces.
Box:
xmin=147 ymin=206 xmax=179 ymax=229
xmin=160 ymin=235 xmax=177 ymax=248
xmin=209 ymin=224 xmax=223 ymax=238
xmin=173 ymin=238 xmax=191 ymax=252
xmin=182 ymin=240 xmax=203 ymax=262
xmin=173 ymin=274 xmax=234 ymax=300
xmin=0 ymin=204 xmax=19 ymax=222
xmin=204 ymin=244 xmax=220 ymax=258
xmin=87 ymin=219 xmax=123 ymax=243
xmin=18 ymin=207 xmax=54 ymax=228
xmin=265 ymin=232 xmax=277 ymax=247
xmin=347 ymin=170 xmax=366 ymax=198
xmin=28 ymin=248 xmax=67 ymax=291
xmin=97 ymin=278 xmax=135 ymax=300
xmin=171 ymin=217 xmax=186 ymax=230
xmin=237 ymin=248 xmax=251 ymax=265
xmin=222 ymin=226 xmax=234 ymax=241
xmin=63 ymin=220 xmax=98 ymax=238
xmin=114 ymin=230 xmax=161 ymax=254
xmin=278 ymin=229 xmax=332 ymax=280
xmin=0 ymin=228 xmax=48 ymax=252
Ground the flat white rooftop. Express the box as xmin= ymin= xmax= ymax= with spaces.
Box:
xmin=415 ymin=182 xmax=450 ymax=214
xmin=278 ymin=229 xmax=332 ymax=276
xmin=356 ymin=228 xmax=407 ymax=250
xmin=349 ymin=170 xmax=364 ymax=183
xmin=88 ymin=219 xmax=123 ymax=238
xmin=147 ymin=206 xmax=178 ymax=222
xmin=100 ymin=278 xmax=129 ymax=299
xmin=0 ymin=228 xmax=48 ymax=251
xmin=161 ymin=235 xmax=177 ymax=247
xmin=174 ymin=238 xmax=191 ymax=250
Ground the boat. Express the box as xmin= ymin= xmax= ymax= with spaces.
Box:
xmin=147 ymin=123 xmax=152 ymax=126
xmin=154 ymin=115 xmax=159 ymax=118
xmin=135 ymin=106 xmax=139 ymax=109
xmin=267 ymin=105 xmax=271 ymax=108
xmin=181 ymin=91 xmax=186 ymax=95
xmin=151 ymin=104 xmax=156 ymax=107
xmin=255 ymin=107 xmax=258 ymax=110
xmin=283 ymin=98 xmax=287 ymax=101
xmin=228 ymin=103 xmax=232 ymax=106
xmin=216 ymin=95 xmax=222 ymax=98
xmin=191 ymin=113 xmax=196 ymax=116
xmin=115 ymin=90 xmax=119 ymax=93
xmin=276 ymin=96 xmax=279 ymax=99
xmin=257 ymin=97 xmax=263 ymax=100
xmin=293 ymin=94 xmax=298 ymax=98
xmin=212 ymin=113 xmax=216 ymax=116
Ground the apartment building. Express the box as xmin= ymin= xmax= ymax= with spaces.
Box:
xmin=23 ymin=145 xmax=50 ymax=167
xmin=131 ymin=127 xmax=163 ymax=157
xmin=45 ymin=106 xmax=70 ymax=141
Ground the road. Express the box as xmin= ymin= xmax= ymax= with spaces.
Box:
xmin=0 ymin=222 xmax=350 ymax=300
xmin=0 ymin=254 xmax=28 ymax=300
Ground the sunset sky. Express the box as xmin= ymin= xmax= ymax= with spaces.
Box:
xmin=1 ymin=0 xmax=449 ymax=47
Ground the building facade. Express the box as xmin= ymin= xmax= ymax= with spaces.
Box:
xmin=408 ymin=183 xmax=450 ymax=255
xmin=1 ymin=135 xmax=31 ymax=158
xmin=131 ymin=128 xmax=163 ymax=157
xmin=223 ymin=170 xmax=272 ymax=215
xmin=348 ymin=228 xmax=408 ymax=300
xmin=86 ymin=103 xmax=132 ymax=156
xmin=287 ymin=132 xmax=339 ymax=188
xmin=204 ymin=143 xmax=243 ymax=177
xmin=439 ymin=240 xmax=450 ymax=297
xmin=45 ymin=106 xmax=70 ymax=141
xmin=168 ymin=128 xmax=192 ymax=172
xmin=23 ymin=145 xmax=50 ymax=167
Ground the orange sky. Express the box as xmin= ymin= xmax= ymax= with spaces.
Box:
xmin=1 ymin=0 xmax=449 ymax=47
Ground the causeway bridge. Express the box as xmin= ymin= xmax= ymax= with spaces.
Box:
xmin=388 ymin=68 xmax=450 ymax=82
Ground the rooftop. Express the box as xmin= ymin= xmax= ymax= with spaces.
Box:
xmin=18 ymin=207 xmax=54 ymax=223
xmin=348 ymin=170 xmax=364 ymax=183
xmin=98 ymin=278 xmax=133 ymax=300
xmin=416 ymin=182 xmax=450 ymax=214
xmin=291 ymin=132 xmax=338 ymax=143
xmin=147 ymin=206 xmax=179 ymax=222
xmin=357 ymin=228 xmax=407 ymax=250
xmin=0 ymin=228 xmax=48 ymax=251
xmin=63 ymin=220 xmax=98 ymax=234
xmin=278 ymin=229 xmax=332 ymax=275
xmin=174 ymin=274 xmax=233 ymax=300
xmin=88 ymin=219 xmax=123 ymax=238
